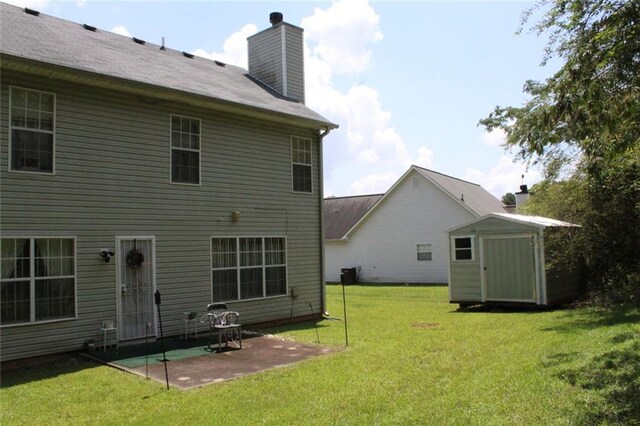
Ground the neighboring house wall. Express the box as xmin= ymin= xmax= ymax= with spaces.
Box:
xmin=325 ymin=171 xmax=476 ymax=283
xmin=0 ymin=70 xmax=324 ymax=361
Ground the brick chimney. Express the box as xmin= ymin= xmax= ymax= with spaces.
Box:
xmin=248 ymin=12 xmax=305 ymax=104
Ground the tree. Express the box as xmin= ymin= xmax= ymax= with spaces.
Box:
xmin=501 ymin=192 xmax=516 ymax=206
xmin=481 ymin=0 xmax=639 ymax=167
xmin=479 ymin=0 xmax=640 ymax=304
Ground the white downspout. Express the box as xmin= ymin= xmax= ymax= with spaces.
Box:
xmin=318 ymin=126 xmax=331 ymax=315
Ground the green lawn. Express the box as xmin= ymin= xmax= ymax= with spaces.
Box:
xmin=2 ymin=285 xmax=639 ymax=425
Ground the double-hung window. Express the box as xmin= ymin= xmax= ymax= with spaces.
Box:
xmin=10 ymin=87 xmax=55 ymax=173
xmin=452 ymin=237 xmax=474 ymax=261
xmin=1 ymin=238 xmax=76 ymax=326
xmin=417 ymin=244 xmax=432 ymax=261
xmin=171 ymin=115 xmax=200 ymax=184
xmin=211 ymin=237 xmax=287 ymax=302
xmin=291 ymin=136 xmax=312 ymax=193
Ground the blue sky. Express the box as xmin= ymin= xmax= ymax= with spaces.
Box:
xmin=8 ymin=0 xmax=559 ymax=198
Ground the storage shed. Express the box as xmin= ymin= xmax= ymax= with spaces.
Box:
xmin=448 ymin=213 xmax=583 ymax=307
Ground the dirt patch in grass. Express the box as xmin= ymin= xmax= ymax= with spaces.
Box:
xmin=412 ymin=322 xmax=439 ymax=329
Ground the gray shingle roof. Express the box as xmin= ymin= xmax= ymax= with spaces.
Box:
xmin=0 ymin=3 xmax=336 ymax=129
xmin=324 ymin=194 xmax=383 ymax=240
xmin=414 ymin=166 xmax=506 ymax=216
xmin=323 ymin=166 xmax=506 ymax=240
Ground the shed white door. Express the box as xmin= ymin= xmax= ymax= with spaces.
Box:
xmin=117 ymin=237 xmax=156 ymax=340
xmin=483 ymin=236 xmax=536 ymax=302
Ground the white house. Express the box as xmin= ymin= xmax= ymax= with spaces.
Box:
xmin=324 ymin=165 xmax=506 ymax=284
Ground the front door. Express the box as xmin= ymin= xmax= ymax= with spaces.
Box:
xmin=117 ymin=237 xmax=156 ymax=340
xmin=483 ymin=236 xmax=536 ymax=302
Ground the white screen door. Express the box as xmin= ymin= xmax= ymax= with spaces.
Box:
xmin=117 ymin=237 xmax=156 ymax=340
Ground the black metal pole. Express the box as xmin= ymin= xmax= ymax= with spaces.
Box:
xmin=145 ymin=321 xmax=151 ymax=379
xmin=342 ymin=281 xmax=349 ymax=347
xmin=155 ymin=290 xmax=170 ymax=390
xmin=308 ymin=302 xmax=320 ymax=344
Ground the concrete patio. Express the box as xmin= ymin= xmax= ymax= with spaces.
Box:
xmin=84 ymin=333 xmax=338 ymax=390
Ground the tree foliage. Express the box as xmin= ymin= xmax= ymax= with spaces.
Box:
xmin=480 ymin=0 xmax=640 ymax=305
xmin=501 ymin=192 xmax=516 ymax=205
xmin=481 ymin=0 xmax=640 ymax=168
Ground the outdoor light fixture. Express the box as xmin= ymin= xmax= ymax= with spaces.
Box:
xmin=99 ymin=249 xmax=114 ymax=263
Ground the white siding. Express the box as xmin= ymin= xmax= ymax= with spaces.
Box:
xmin=324 ymin=171 xmax=476 ymax=284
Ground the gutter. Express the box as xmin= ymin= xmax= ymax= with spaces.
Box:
xmin=318 ymin=126 xmax=334 ymax=316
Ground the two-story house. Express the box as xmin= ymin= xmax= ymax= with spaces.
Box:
xmin=0 ymin=4 xmax=336 ymax=361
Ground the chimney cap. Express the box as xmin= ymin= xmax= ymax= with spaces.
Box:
xmin=270 ymin=12 xmax=283 ymax=26
xmin=518 ymin=184 xmax=528 ymax=193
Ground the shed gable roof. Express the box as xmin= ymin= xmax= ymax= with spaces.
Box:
xmin=0 ymin=3 xmax=336 ymax=129
xmin=447 ymin=212 xmax=580 ymax=233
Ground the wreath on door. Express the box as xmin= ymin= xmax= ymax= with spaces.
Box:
xmin=126 ymin=248 xmax=145 ymax=268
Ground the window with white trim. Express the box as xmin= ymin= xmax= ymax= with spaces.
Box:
xmin=211 ymin=237 xmax=287 ymax=302
xmin=1 ymin=238 xmax=76 ymax=325
xmin=171 ymin=115 xmax=200 ymax=184
xmin=291 ymin=136 xmax=312 ymax=192
xmin=417 ymin=244 xmax=432 ymax=261
xmin=10 ymin=87 xmax=55 ymax=173
xmin=452 ymin=237 xmax=474 ymax=261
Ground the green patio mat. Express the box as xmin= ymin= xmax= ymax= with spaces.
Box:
xmin=89 ymin=336 xmax=216 ymax=369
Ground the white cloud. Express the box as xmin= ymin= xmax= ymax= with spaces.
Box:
xmin=340 ymin=85 xmax=408 ymax=164
xmin=462 ymin=155 xmax=542 ymax=198
xmin=349 ymin=171 xmax=398 ymax=194
xmin=302 ymin=0 xmax=382 ymax=75
xmin=481 ymin=128 xmax=507 ymax=147
xmin=194 ymin=0 xmax=417 ymax=197
xmin=192 ymin=24 xmax=257 ymax=69
xmin=111 ymin=25 xmax=130 ymax=37
xmin=416 ymin=147 xmax=434 ymax=169
xmin=302 ymin=0 xmax=419 ymax=192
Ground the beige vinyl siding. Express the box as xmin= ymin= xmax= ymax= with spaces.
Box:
xmin=0 ymin=69 xmax=324 ymax=361
xmin=448 ymin=234 xmax=481 ymax=301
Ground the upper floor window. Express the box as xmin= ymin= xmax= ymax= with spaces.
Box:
xmin=10 ymin=87 xmax=55 ymax=173
xmin=417 ymin=244 xmax=432 ymax=261
xmin=452 ymin=237 xmax=474 ymax=261
xmin=291 ymin=136 xmax=312 ymax=193
xmin=1 ymin=238 xmax=76 ymax=326
xmin=171 ymin=115 xmax=200 ymax=184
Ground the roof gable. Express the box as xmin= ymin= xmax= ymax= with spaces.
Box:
xmin=0 ymin=3 xmax=336 ymax=129
xmin=323 ymin=194 xmax=383 ymax=240
xmin=324 ymin=165 xmax=506 ymax=240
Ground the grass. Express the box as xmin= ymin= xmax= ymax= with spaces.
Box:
xmin=2 ymin=285 xmax=639 ymax=425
